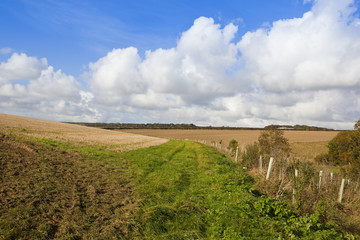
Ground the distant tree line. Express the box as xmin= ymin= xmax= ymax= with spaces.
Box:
xmin=67 ymin=122 xmax=335 ymax=131
xmin=264 ymin=124 xmax=335 ymax=131
xmin=70 ymin=123 xmax=199 ymax=130
xmin=68 ymin=122 xmax=263 ymax=130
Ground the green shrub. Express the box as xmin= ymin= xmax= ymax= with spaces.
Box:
xmin=326 ymin=127 xmax=360 ymax=177
xmin=242 ymin=142 xmax=260 ymax=168
xmin=327 ymin=130 xmax=354 ymax=165
xmin=258 ymin=129 xmax=290 ymax=161
xmin=314 ymin=153 xmax=330 ymax=164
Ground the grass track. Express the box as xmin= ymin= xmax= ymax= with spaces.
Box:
xmin=124 ymin=140 xmax=346 ymax=239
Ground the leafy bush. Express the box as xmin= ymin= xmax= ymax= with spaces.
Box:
xmin=258 ymin=129 xmax=290 ymax=161
xmin=327 ymin=130 xmax=354 ymax=165
xmin=314 ymin=153 xmax=330 ymax=164
xmin=325 ymin=126 xmax=360 ymax=177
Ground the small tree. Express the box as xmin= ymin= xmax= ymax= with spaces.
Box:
xmin=323 ymin=119 xmax=360 ymax=178
xmin=258 ymin=128 xmax=290 ymax=160
xmin=327 ymin=130 xmax=353 ymax=165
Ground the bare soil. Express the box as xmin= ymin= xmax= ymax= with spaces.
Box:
xmin=120 ymin=129 xmax=339 ymax=145
xmin=120 ymin=129 xmax=339 ymax=160
xmin=0 ymin=131 xmax=136 ymax=238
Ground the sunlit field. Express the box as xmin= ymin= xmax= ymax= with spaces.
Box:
xmin=121 ymin=129 xmax=339 ymax=160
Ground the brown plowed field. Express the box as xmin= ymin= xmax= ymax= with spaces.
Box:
xmin=0 ymin=114 xmax=167 ymax=151
xmin=120 ymin=129 xmax=339 ymax=145
xmin=121 ymin=129 xmax=340 ymax=160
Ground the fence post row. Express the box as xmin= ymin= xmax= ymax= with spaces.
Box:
xmin=209 ymin=142 xmax=352 ymax=205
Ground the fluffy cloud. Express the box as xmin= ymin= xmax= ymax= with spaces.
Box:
xmin=84 ymin=1 xmax=360 ymax=128
xmin=0 ymin=53 xmax=48 ymax=82
xmin=0 ymin=53 xmax=99 ymax=122
xmin=88 ymin=17 xmax=240 ymax=108
xmin=238 ymin=0 xmax=360 ymax=92
xmin=2 ymin=0 xmax=360 ymax=129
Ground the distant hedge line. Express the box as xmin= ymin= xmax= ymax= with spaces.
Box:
xmin=68 ymin=122 xmax=335 ymax=131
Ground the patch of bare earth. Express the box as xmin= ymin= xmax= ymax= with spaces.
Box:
xmin=0 ymin=132 xmax=136 ymax=238
xmin=0 ymin=113 xmax=167 ymax=151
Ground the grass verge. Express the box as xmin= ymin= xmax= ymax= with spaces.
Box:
xmin=124 ymin=140 xmax=349 ymax=239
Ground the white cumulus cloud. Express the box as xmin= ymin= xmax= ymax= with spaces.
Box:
xmin=0 ymin=53 xmax=48 ymax=82
xmin=0 ymin=53 xmax=99 ymax=121
xmin=238 ymin=0 xmax=360 ymax=92
xmin=87 ymin=17 xmax=241 ymax=109
xmin=84 ymin=0 xmax=360 ymax=129
xmin=2 ymin=0 xmax=360 ymax=129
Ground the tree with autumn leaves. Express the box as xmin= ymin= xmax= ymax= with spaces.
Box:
xmin=325 ymin=120 xmax=360 ymax=177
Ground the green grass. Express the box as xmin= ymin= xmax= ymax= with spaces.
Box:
xmin=123 ymin=140 xmax=346 ymax=239
xmin=0 ymin=132 xmax=352 ymax=239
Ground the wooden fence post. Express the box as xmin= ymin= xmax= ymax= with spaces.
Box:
xmin=338 ymin=178 xmax=346 ymax=203
xmin=266 ymin=157 xmax=274 ymax=180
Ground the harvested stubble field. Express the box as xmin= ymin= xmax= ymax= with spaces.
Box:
xmin=120 ymin=129 xmax=340 ymax=160
xmin=0 ymin=114 xmax=167 ymax=151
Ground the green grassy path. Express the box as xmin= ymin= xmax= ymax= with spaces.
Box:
xmin=124 ymin=140 xmax=344 ymax=239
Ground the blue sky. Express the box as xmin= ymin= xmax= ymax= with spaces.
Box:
xmin=1 ymin=0 xmax=360 ymax=129
xmin=0 ymin=0 xmax=312 ymax=76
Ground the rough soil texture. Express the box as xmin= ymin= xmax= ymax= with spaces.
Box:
xmin=0 ymin=113 xmax=168 ymax=151
xmin=0 ymin=132 xmax=135 ymax=238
